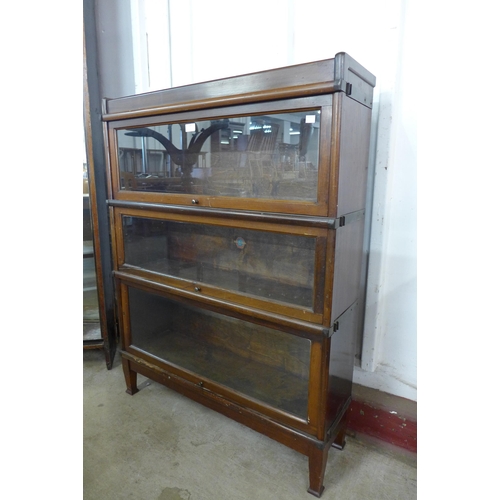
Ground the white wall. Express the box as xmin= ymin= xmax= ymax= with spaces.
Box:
xmin=355 ymin=0 xmax=417 ymax=400
xmin=97 ymin=0 xmax=417 ymax=401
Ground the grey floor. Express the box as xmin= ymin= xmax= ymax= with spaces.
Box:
xmin=84 ymin=349 xmax=417 ymax=500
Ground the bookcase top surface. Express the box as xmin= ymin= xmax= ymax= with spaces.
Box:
xmin=103 ymin=53 xmax=376 ymax=120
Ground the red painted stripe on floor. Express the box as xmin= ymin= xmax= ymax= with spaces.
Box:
xmin=347 ymin=400 xmax=417 ymax=453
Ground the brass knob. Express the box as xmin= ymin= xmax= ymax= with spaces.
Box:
xmin=191 ymin=199 xmax=199 ymax=204
xmin=194 ymin=286 xmax=201 ymax=292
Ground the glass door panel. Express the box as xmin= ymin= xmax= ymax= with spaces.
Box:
xmin=121 ymin=216 xmax=318 ymax=309
xmin=83 ymin=164 xmax=101 ymax=342
xmin=128 ymin=286 xmax=311 ymax=419
xmin=116 ymin=108 xmax=321 ymax=202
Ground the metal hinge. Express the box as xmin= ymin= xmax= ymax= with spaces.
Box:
xmin=334 ymin=210 xmax=365 ymax=229
xmin=323 ymin=321 xmax=340 ymax=338
xmin=330 ymin=302 xmax=358 ymax=337
xmin=333 ymin=78 xmax=351 ymax=95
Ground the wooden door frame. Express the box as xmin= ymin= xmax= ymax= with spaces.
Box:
xmin=83 ymin=0 xmax=117 ymax=368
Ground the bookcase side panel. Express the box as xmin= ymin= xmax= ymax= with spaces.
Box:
xmin=331 ymin=217 xmax=365 ymax=322
xmin=336 ymin=96 xmax=373 ymax=216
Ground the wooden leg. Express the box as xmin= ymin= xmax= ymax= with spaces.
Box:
xmin=122 ymin=357 xmax=138 ymax=395
xmin=332 ymin=420 xmax=347 ymax=450
xmin=307 ymin=445 xmax=329 ymax=498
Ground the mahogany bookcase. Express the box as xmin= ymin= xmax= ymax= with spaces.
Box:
xmin=102 ymin=53 xmax=375 ymax=497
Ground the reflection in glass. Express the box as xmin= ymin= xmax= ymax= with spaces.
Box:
xmin=128 ymin=286 xmax=311 ymax=418
xmin=117 ymin=109 xmax=320 ymax=201
xmin=122 ymin=216 xmax=316 ymax=308
xmin=83 ymin=161 xmax=101 ymax=341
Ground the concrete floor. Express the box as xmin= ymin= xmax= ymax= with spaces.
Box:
xmin=84 ymin=350 xmax=416 ymax=500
